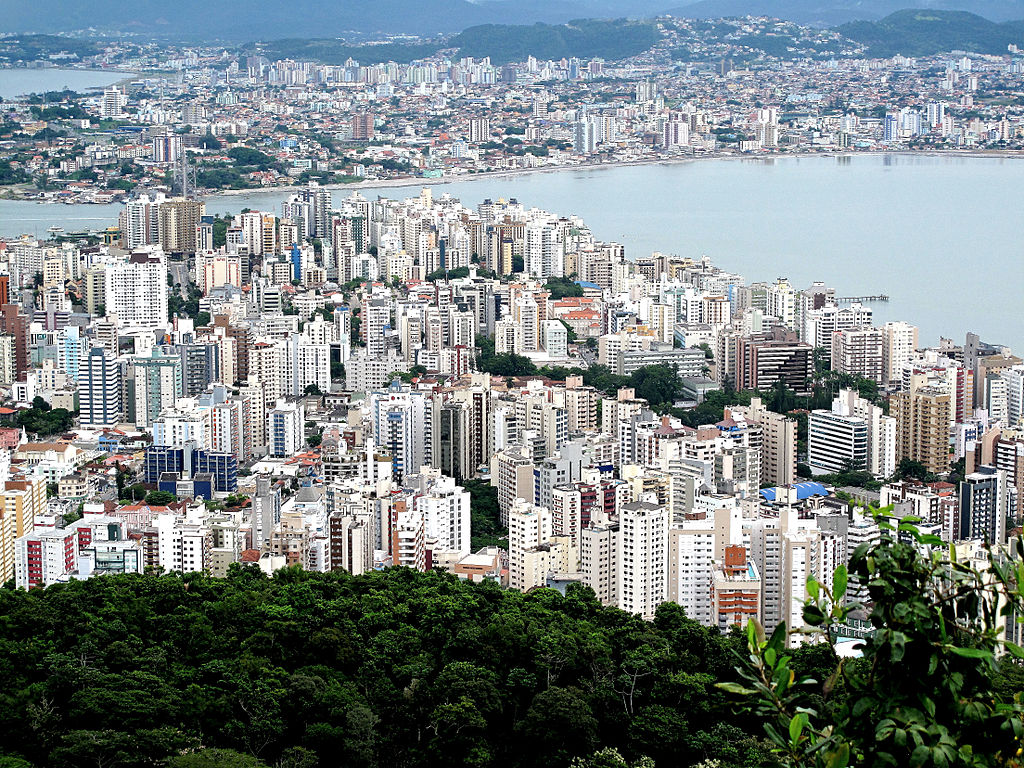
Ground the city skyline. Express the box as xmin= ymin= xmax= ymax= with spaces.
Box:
xmin=1 ymin=9 xmax=1024 ymax=768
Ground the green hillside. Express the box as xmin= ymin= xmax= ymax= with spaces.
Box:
xmin=0 ymin=35 xmax=99 ymax=63
xmin=251 ymin=39 xmax=441 ymax=65
xmin=449 ymin=19 xmax=659 ymax=65
xmin=0 ymin=567 xmax=768 ymax=768
xmin=839 ymin=9 xmax=1024 ymax=57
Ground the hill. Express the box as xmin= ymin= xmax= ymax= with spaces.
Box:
xmin=837 ymin=9 xmax=1024 ymax=56
xmin=250 ymin=18 xmax=660 ymax=66
xmin=0 ymin=35 xmax=100 ymax=63
xmin=0 ymin=567 xmax=768 ymax=768
xmin=251 ymin=39 xmax=443 ymax=66
xmin=661 ymin=0 xmax=1024 ymax=26
xmin=449 ymin=19 xmax=660 ymax=64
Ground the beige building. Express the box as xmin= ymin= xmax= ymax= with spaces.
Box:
xmin=729 ymin=397 xmax=797 ymax=487
xmin=157 ymin=198 xmax=205 ymax=254
xmin=0 ymin=475 xmax=46 ymax=583
xmin=891 ymin=374 xmax=953 ymax=474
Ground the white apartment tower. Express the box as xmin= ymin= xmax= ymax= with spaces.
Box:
xmin=618 ymin=498 xmax=668 ymax=620
xmin=105 ymin=251 xmax=169 ymax=329
xmin=883 ymin=322 xmax=919 ymax=388
xmin=508 ymin=499 xmax=553 ymax=592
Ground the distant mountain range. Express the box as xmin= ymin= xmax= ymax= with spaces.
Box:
xmin=0 ymin=0 xmax=670 ymax=39
xmin=3 ymin=0 xmax=1024 ymax=55
xmin=255 ymin=20 xmax=657 ymax=65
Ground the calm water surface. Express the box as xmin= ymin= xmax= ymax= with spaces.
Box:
xmin=1 ymin=154 xmax=1021 ymax=350
xmin=0 ymin=68 xmax=136 ymax=100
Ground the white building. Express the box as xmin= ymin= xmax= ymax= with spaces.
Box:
xmin=105 ymin=250 xmax=169 ymax=329
xmin=411 ymin=471 xmax=471 ymax=555
xmin=197 ymin=252 xmax=242 ymax=292
xmin=541 ymin=320 xmax=569 ymax=359
xmin=153 ymin=406 xmax=211 ymax=449
xmin=618 ymin=498 xmax=668 ymax=620
xmin=268 ymin=400 xmax=304 ymax=458
xmin=371 ymin=382 xmax=432 ymax=484
xmin=807 ymin=402 xmax=868 ymax=476
xmin=524 ymin=222 xmax=564 ymax=279
xmin=508 ymin=498 xmax=553 ymax=592
xmin=581 ymin=523 xmax=619 ymax=606
xmin=882 ymin=322 xmax=919 ymax=388
xmin=832 ymin=327 xmax=885 ymax=384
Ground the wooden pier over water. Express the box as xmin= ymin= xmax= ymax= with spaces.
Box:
xmin=835 ymin=294 xmax=889 ymax=303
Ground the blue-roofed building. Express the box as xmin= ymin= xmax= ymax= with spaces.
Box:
xmin=759 ymin=482 xmax=830 ymax=503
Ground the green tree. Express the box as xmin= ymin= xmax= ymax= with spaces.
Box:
xmin=542 ymin=276 xmax=584 ymax=300
xmin=723 ymin=507 xmax=1024 ymax=768
xmin=894 ymin=457 xmax=934 ymax=481
xmin=477 ymin=353 xmax=537 ymax=378
xmin=571 ymin=748 xmax=654 ymax=768
xmin=464 ymin=480 xmax=506 ymax=550
xmin=630 ymin=364 xmax=683 ymax=407
xmin=145 ymin=490 xmax=177 ymax=506
xmin=519 ymin=688 xmax=599 ymax=768
xmin=167 ymin=748 xmax=268 ymax=768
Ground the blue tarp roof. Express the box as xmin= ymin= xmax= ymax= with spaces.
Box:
xmin=760 ymin=481 xmax=830 ymax=502
xmin=574 ymin=281 xmax=600 ymax=289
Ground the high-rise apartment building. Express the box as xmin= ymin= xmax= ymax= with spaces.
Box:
xmin=351 ymin=113 xmax=375 ymax=141
xmin=157 ymin=198 xmax=205 ymax=254
xmin=507 ymin=498 xmax=552 ymax=592
xmin=267 ymin=400 xmax=304 ymax=458
xmin=580 ymin=523 xmax=619 ymax=606
xmin=734 ymin=329 xmax=813 ymax=395
xmin=729 ymin=398 xmax=797 ymax=487
xmin=891 ymin=373 xmax=954 ymax=474
xmin=959 ymin=465 xmax=1009 ymax=543
xmin=618 ymin=499 xmax=668 ymax=620
xmin=882 ymin=322 xmax=919 ymax=388
xmin=808 ymin=404 xmax=868 ymax=475
xmin=105 ymin=252 xmax=169 ymax=329
xmin=468 ymin=118 xmax=490 ymax=143
xmin=133 ymin=350 xmax=184 ymax=429
xmin=79 ymin=346 xmax=123 ymax=429
xmin=0 ymin=304 xmax=29 ymax=381
xmin=832 ymin=327 xmax=885 ymax=384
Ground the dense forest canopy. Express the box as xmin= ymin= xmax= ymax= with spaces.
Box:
xmin=0 ymin=567 xmax=776 ymax=768
xmin=3 ymin=517 xmax=1023 ymax=768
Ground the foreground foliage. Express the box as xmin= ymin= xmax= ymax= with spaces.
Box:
xmin=0 ymin=568 xmax=773 ymax=768
xmin=725 ymin=509 xmax=1024 ymax=768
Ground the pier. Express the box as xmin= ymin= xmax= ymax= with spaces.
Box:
xmin=835 ymin=294 xmax=889 ymax=303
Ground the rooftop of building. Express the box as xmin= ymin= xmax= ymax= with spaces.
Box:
xmin=759 ymin=481 xmax=830 ymax=503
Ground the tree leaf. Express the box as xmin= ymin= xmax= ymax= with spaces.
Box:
xmin=789 ymin=713 xmax=804 ymax=743
xmin=807 ymin=577 xmax=820 ymax=600
xmin=947 ymin=647 xmax=992 ymax=660
xmin=910 ymin=744 xmax=930 ymax=768
xmin=826 ymin=743 xmax=850 ymax=768
xmin=833 ymin=565 xmax=848 ymax=602
xmin=716 ymin=682 xmax=756 ymax=695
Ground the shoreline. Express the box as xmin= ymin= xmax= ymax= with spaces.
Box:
xmin=3 ymin=147 xmax=1023 ymax=210
xmin=207 ymin=147 xmax=1024 ymax=201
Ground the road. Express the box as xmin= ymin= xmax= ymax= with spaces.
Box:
xmin=168 ymin=262 xmax=190 ymax=298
